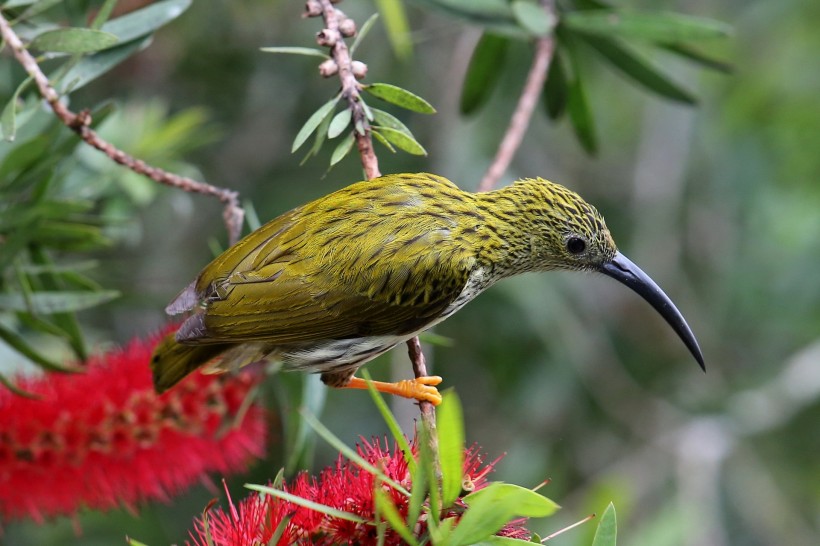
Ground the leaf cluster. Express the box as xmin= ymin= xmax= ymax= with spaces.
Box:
xmin=262 ymin=14 xmax=436 ymax=168
xmin=0 ymin=0 xmax=196 ymax=385
xmin=450 ymin=0 xmax=731 ymax=154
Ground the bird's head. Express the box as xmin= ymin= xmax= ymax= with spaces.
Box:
xmin=495 ymin=177 xmax=705 ymax=370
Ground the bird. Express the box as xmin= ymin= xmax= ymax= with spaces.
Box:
xmin=151 ymin=173 xmax=704 ymax=405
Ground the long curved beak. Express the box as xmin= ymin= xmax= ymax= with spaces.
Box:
xmin=599 ymin=252 xmax=705 ymax=371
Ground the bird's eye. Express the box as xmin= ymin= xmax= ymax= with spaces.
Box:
xmin=566 ymin=237 xmax=586 ymax=255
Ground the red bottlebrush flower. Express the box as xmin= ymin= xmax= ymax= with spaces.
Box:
xmin=0 ymin=327 xmax=267 ymax=523
xmin=189 ymin=436 xmax=532 ymax=546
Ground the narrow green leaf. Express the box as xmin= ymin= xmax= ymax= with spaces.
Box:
xmin=301 ymin=107 xmax=334 ymax=163
xmin=658 ymin=42 xmax=732 ymax=73
xmin=451 ymin=483 xmax=559 ymax=545
xmin=125 ymin=538 xmax=149 ymax=546
xmin=284 ymin=375 xmax=326 ymax=474
xmin=329 ymin=131 xmax=355 ymax=166
xmin=460 ymin=33 xmax=509 ymax=115
xmin=299 ymin=409 xmax=410 ymax=496
xmin=248 ymin=484 xmax=366 ymax=524
xmin=350 ymin=13 xmax=380 ymax=55
xmin=591 ymin=502 xmax=617 ymax=546
xmin=375 ymin=487 xmax=419 ymax=546
xmin=374 ymin=0 xmax=413 ymax=59
xmin=462 ymin=483 xmax=559 ymax=518
xmin=0 ymin=290 xmax=119 ymax=314
xmin=0 ymin=371 xmax=39 ymax=398
xmin=564 ymin=10 xmax=731 ymax=43
xmin=437 ymin=391 xmax=465 ymax=508
xmin=410 ymin=0 xmax=523 ymax=37
xmin=417 ymin=331 xmax=454 ymax=347
xmin=511 ymin=0 xmax=556 ymax=37
xmin=364 ymin=83 xmax=436 ymax=114
xmin=543 ymin=51 xmax=568 ymax=120
xmin=371 ymin=129 xmax=396 ymax=153
xmin=370 ymin=108 xmax=413 ymax=136
xmin=58 ymin=36 xmax=152 ymax=94
xmin=3 ymin=0 xmax=38 ymax=7
xmin=407 ymin=449 xmax=428 ymax=533
xmin=361 ymin=370 xmax=416 ymax=474
xmin=101 ymin=0 xmax=192 ymax=44
xmin=30 ymin=28 xmax=119 ymax=54
xmin=373 ymin=127 xmax=426 ymax=155
xmin=0 ymin=322 xmax=78 ymax=372
xmin=565 ymin=53 xmax=597 ymax=154
xmin=292 ymin=95 xmax=340 ymax=153
xmin=90 ymin=0 xmax=119 ymax=30
xmin=16 ymin=0 xmax=62 ymax=21
xmin=259 ymin=46 xmax=329 ymax=59
xmin=328 ymin=108 xmax=353 ymax=139
xmin=267 ymin=514 xmax=294 ymax=546
xmin=2 ymin=77 xmax=31 ymax=142
xmin=579 ymin=34 xmax=696 ymax=104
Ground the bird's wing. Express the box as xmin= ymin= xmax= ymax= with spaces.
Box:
xmin=174 ymin=176 xmax=479 ymax=345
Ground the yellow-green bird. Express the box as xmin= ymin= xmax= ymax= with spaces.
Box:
xmin=151 ymin=173 xmax=703 ymax=404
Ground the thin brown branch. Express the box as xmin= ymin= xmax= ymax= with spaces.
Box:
xmin=315 ymin=0 xmax=380 ymax=179
xmin=0 ymin=11 xmax=244 ymax=244
xmin=477 ymin=0 xmax=556 ymax=192
xmin=311 ymin=0 xmax=436 ymax=442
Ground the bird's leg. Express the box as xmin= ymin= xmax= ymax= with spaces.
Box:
xmin=342 ymin=375 xmax=443 ymax=406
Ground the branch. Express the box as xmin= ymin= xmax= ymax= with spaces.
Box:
xmin=477 ymin=0 xmax=556 ymax=192
xmin=0 ymin=11 xmax=244 ymax=245
xmin=314 ymin=0 xmax=380 ymax=180
xmin=310 ymin=0 xmax=437 ymax=440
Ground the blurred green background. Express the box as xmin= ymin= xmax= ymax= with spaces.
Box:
xmin=3 ymin=0 xmax=820 ymax=544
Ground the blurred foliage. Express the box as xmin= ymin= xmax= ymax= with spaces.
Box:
xmin=1 ymin=0 xmax=819 ymax=545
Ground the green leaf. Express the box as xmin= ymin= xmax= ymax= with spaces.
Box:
xmin=90 ymin=0 xmax=119 ymax=30
xmin=564 ymin=10 xmax=731 ymax=43
xmin=460 ymin=33 xmax=509 ymax=115
xmin=370 ymin=108 xmax=413 ymax=136
xmin=350 ymin=13 xmax=380 ymax=55
xmin=463 ymin=483 xmax=559 ymax=518
xmin=658 ymin=42 xmax=732 ymax=73
xmin=259 ymin=46 xmax=329 ymax=59
xmin=364 ymin=83 xmax=436 ymax=114
xmin=30 ymin=28 xmax=119 ymax=54
xmin=448 ymin=483 xmax=559 ymax=545
xmin=374 ymin=0 xmax=413 ymax=59
xmin=299 ymin=409 xmax=410 ymax=496
xmin=511 ymin=0 xmax=556 ymax=37
xmin=579 ymin=34 xmax=696 ymax=104
xmin=101 ymin=0 xmax=191 ymax=44
xmin=0 ymin=321 xmax=78 ymax=372
xmin=58 ymin=36 xmax=152 ymax=94
xmin=292 ymin=95 xmax=340 ymax=153
xmin=371 ymin=128 xmax=397 ymax=153
xmin=247 ymin=484 xmax=366 ymax=524
xmin=543 ymin=51 xmax=568 ymax=120
xmin=411 ymin=0 xmax=524 ymax=37
xmin=437 ymin=391 xmax=465 ymax=508
xmin=566 ymin=54 xmax=597 ymax=154
xmin=0 ymin=371 xmax=39 ymax=398
xmin=0 ymin=290 xmax=119 ymax=314
xmin=373 ymin=127 xmax=426 ymax=155
xmin=591 ymin=502 xmax=617 ymax=546
xmin=361 ymin=370 xmax=416 ymax=473
xmin=284 ymin=375 xmax=326 ymax=475
xmin=2 ymin=77 xmax=31 ymax=142
xmin=125 ymin=538 xmax=149 ymax=546
xmin=329 ymin=131 xmax=355 ymax=166
xmin=328 ymin=108 xmax=353 ymax=139
xmin=374 ymin=487 xmax=419 ymax=546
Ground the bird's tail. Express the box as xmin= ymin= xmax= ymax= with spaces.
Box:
xmin=150 ymin=332 xmax=231 ymax=393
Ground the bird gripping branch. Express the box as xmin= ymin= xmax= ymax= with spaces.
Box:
xmin=151 ymin=173 xmax=704 ymax=404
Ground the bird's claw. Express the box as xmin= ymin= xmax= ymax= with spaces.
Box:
xmin=396 ymin=375 xmax=443 ymax=406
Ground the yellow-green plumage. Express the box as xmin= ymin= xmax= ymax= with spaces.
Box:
xmin=152 ymin=173 xmax=702 ymax=396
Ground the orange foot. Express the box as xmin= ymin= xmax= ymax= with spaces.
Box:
xmin=343 ymin=375 xmax=443 ymax=405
